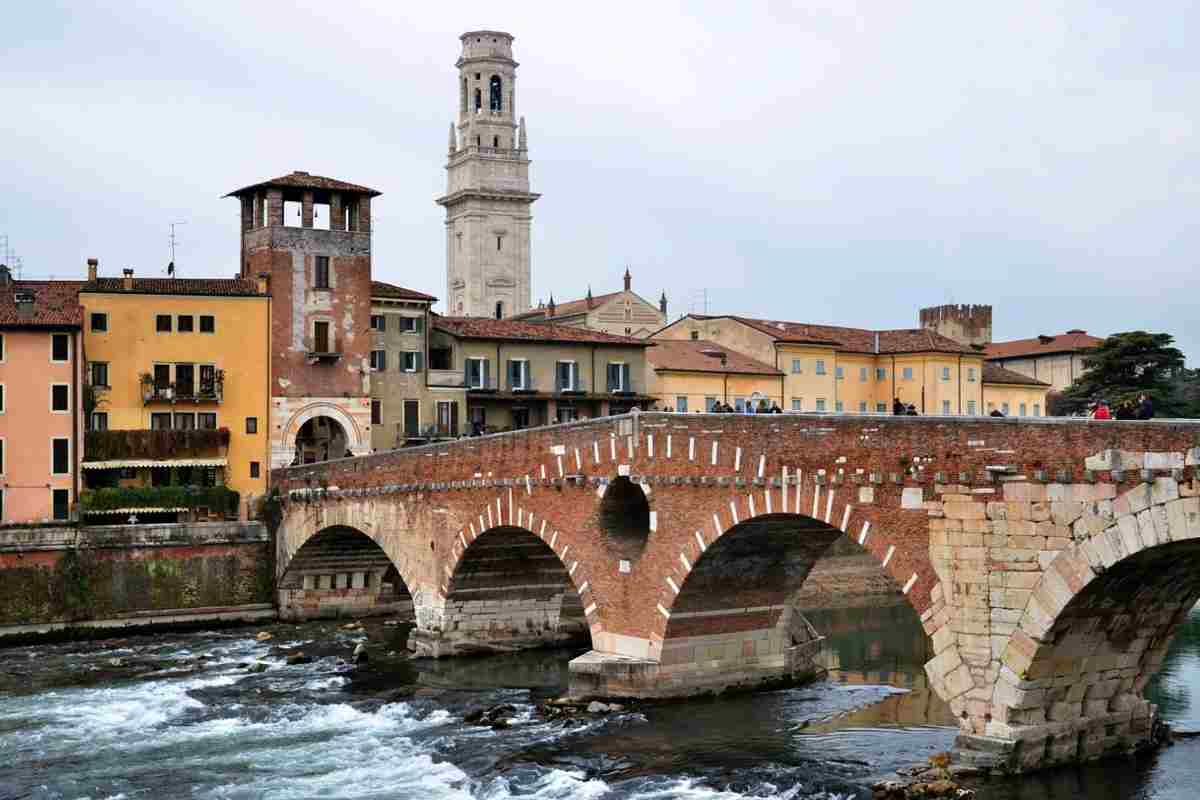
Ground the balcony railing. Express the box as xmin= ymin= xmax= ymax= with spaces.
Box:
xmin=140 ymin=371 xmax=225 ymax=405
xmin=304 ymin=338 xmax=342 ymax=362
xmin=428 ymin=369 xmax=465 ymax=388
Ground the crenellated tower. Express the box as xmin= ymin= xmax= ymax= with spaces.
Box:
xmin=437 ymin=30 xmax=539 ymax=318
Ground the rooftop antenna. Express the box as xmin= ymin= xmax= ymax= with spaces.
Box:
xmin=688 ymin=288 xmax=710 ymax=316
xmin=168 ymin=221 xmax=187 ymax=276
xmin=0 ymin=235 xmax=19 ymax=279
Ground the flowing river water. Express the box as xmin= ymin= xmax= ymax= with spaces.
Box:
xmin=1 ymin=601 xmax=1198 ymax=800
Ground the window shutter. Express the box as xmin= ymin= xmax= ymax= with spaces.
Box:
xmin=622 ymin=363 xmax=631 ymax=393
xmin=606 ymin=364 xmax=615 ymax=392
xmin=415 ymin=316 xmax=423 ymax=333
xmin=414 ymin=351 xmax=424 ymax=372
xmin=464 ymin=361 xmax=471 ymax=387
xmin=483 ymin=359 xmax=491 ymax=389
xmin=507 ymin=359 xmax=516 ymax=389
xmin=380 ymin=351 xmax=387 ymax=371
xmin=450 ymin=401 xmax=459 ymax=434
xmin=571 ymin=362 xmax=579 ymax=390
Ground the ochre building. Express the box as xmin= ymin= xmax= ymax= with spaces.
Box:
xmin=513 ymin=269 xmax=667 ymax=338
xmin=644 ymin=339 xmax=784 ymax=412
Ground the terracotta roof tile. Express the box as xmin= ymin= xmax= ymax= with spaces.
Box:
xmin=433 ymin=316 xmax=651 ymax=346
xmin=647 ymin=339 xmax=782 ymax=375
xmin=985 ymin=331 xmax=1103 ymax=360
xmin=80 ymin=277 xmax=263 ymax=297
xmin=981 ymin=363 xmax=1051 ymax=387
xmin=512 ymin=291 xmax=623 ymax=321
xmin=0 ymin=280 xmax=84 ymax=328
xmin=225 ymin=171 xmax=381 ymax=198
xmin=701 ymin=316 xmax=977 ymax=354
xmin=371 ymin=281 xmax=437 ymax=302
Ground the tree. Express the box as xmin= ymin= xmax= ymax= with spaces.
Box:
xmin=1167 ymin=367 xmax=1200 ymax=418
xmin=1060 ymin=331 xmax=1186 ymax=416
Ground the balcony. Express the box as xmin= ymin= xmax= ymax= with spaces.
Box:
xmin=84 ymin=428 xmax=231 ymax=462
xmin=140 ymin=372 xmax=224 ymax=405
xmin=304 ymin=338 xmax=341 ymax=363
xmin=428 ymin=369 xmax=466 ymax=388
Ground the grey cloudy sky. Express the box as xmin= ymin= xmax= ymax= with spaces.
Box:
xmin=4 ymin=1 xmax=1197 ymax=361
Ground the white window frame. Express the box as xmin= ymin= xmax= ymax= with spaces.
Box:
xmin=197 ymin=412 xmax=218 ymax=430
xmin=199 ymin=315 xmax=216 ymax=334
xmin=815 ymin=360 xmax=826 ymax=376
xmin=0 ymin=383 xmax=4 ymax=414
xmin=791 ymin=359 xmax=802 ymax=374
xmin=676 ymin=395 xmax=688 ymax=413
xmin=370 ymin=314 xmax=385 ymax=332
xmin=859 ymin=401 xmax=867 ymax=413
xmin=967 ymin=367 xmax=977 ymax=383
xmin=941 ymin=366 xmax=951 ymax=382
xmin=876 ymin=402 xmax=887 ymax=413
xmin=557 ymin=360 xmax=579 ymax=392
xmin=967 ymin=400 xmax=977 ymax=415
xmin=902 ymin=367 xmax=914 ymax=381
xmin=609 ymin=361 xmax=626 ymax=392
xmin=859 ymin=367 xmax=868 ymax=382
xmin=90 ymin=361 xmax=110 ymax=388
xmin=50 ymin=332 xmax=70 ymax=363
xmin=370 ymin=349 xmax=386 ymax=371
xmin=815 ymin=398 xmax=827 ymax=412
xmin=0 ymin=437 xmax=5 ymax=475
xmin=399 ymin=316 xmax=419 ymax=334
xmin=792 ymin=398 xmax=802 ymax=412
xmin=1033 ymin=404 xmax=1041 ymax=417
xmin=50 ymin=383 xmax=71 ymax=414
xmin=91 ymin=411 xmax=109 ymax=431
xmin=835 ymin=400 xmax=844 ymax=412
xmin=1019 ymin=403 xmax=1027 ymax=417
xmin=942 ymin=400 xmax=951 ymax=414
xmin=835 ymin=366 xmax=844 ymax=380
xmin=0 ymin=333 xmax=5 ymax=362
xmin=876 ymin=367 xmax=886 ymax=381
xmin=172 ymin=411 xmax=197 ymax=430
xmin=51 ymin=487 xmax=70 ymax=522
xmin=510 ymin=358 xmax=529 ymax=389
xmin=402 ymin=351 xmax=419 ymax=373
xmin=467 ymin=357 xmax=487 ymax=389
xmin=1002 ymin=402 xmax=1010 ymax=415
xmin=705 ymin=396 xmax=717 ymax=412
xmin=50 ymin=437 xmax=71 ymax=476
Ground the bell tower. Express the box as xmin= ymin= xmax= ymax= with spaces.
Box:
xmin=438 ymin=30 xmax=539 ymax=318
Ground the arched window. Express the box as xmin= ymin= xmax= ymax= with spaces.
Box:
xmin=495 ymin=301 xmax=503 ymax=319
xmin=489 ymin=75 xmax=502 ymax=111
xmin=493 ymin=135 xmax=499 ymax=148
xmin=474 ymin=88 xmax=482 ymax=112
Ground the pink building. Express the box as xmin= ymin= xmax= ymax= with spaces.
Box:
xmin=0 ymin=273 xmax=84 ymax=523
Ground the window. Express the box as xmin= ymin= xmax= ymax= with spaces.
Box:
xmin=705 ymin=397 xmax=718 ymax=411
xmin=876 ymin=367 xmax=886 ymax=381
xmin=792 ymin=398 xmax=802 ymax=411
xmin=734 ymin=398 xmax=746 ymax=413
xmin=791 ymin=359 xmax=802 ymax=374
xmin=859 ymin=401 xmax=867 ymax=413
xmin=91 ymin=312 xmax=108 ymax=332
xmin=815 ymin=398 xmax=826 ymax=411
xmin=1033 ymin=404 xmax=1041 ymax=417
xmin=429 ymin=347 xmax=452 ymax=370
xmin=370 ymin=350 xmax=386 ymax=371
xmin=835 ymin=366 xmax=844 ymax=380
xmin=0 ymin=384 xmax=5 ymax=413
xmin=903 ymin=367 xmax=914 ymax=380
xmin=556 ymin=361 xmax=579 ymax=392
xmin=557 ymin=405 xmax=579 ymax=423
xmin=942 ymin=400 xmax=951 ymax=415
xmin=51 ymin=438 xmax=70 ymax=474
xmin=1002 ymin=402 xmax=1010 ymax=415
xmin=177 ymin=315 xmax=194 ymax=333
xmin=200 ymin=315 xmax=215 ymax=333
xmin=815 ymin=360 xmax=826 ymax=375
xmin=690 ymin=331 xmax=700 ymax=340
xmin=676 ymin=396 xmax=688 ymax=413
xmin=52 ymin=489 xmax=70 ymax=522
xmin=474 ymin=87 xmax=482 ymax=111
xmin=0 ymin=440 xmax=4 ymax=474
xmin=466 ymin=357 xmax=489 ymax=389
xmin=399 ymin=316 xmax=419 ymax=333
xmin=87 ymin=411 xmax=106 ymax=431
xmin=370 ymin=314 xmax=385 ymax=332
xmin=151 ymin=412 xmax=172 ymax=430
xmin=51 ymin=333 xmax=70 ymax=361
xmin=284 ymin=198 xmax=302 ymax=227
xmin=489 ymin=74 xmax=503 ymax=111
xmin=246 ymin=417 xmax=258 ymax=434
xmin=175 ymin=364 xmax=195 ymax=397
xmin=859 ymin=367 xmax=868 ymax=382
xmin=250 ymin=462 xmax=261 ymax=479
xmin=371 ymin=399 xmax=382 ymax=425
xmin=344 ymin=202 xmax=358 ymax=232
xmin=607 ymin=362 xmax=630 ymax=393
xmin=198 ymin=412 xmax=217 ymax=430
xmin=508 ymin=359 xmax=529 ymax=389
xmin=494 ymin=301 xmax=503 ymax=320
xmin=90 ymin=362 xmax=109 ymax=387
xmin=199 ymin=364 xmax=217 ymax=397
xmin=403 ymin=400 xmax=420 ymax=436
xmin=967 ymin=367 xmax=977 ymax=383
xmin=496 ymin=235 xmax=502 ymax=251
xmin=0 ymin=333 xmax=4 ymax=361
xmin=313 ymin=321 xmax=331 ymax=353
xmin=51 ymin=384 xmax=69 ymax=412
xmin=156 ymin=314 xmax=172 ymax=333
xmin=401 ymin=351 xmax=421 ymax=372
xmin=967 ymin=400 xmax=977 ymax=415
xmin=1019 ymin=403 xmax=1027 ymax=417
xmin=876 ymin=402 xmax=887 ymax=413
xmin=174 ymin=412 xmax=195 ymax=430
xmin=314 ymin=256 xmax=330 ymax=289
xmin=835 ymin=400 xmax=844 ymax=412
xmin=437 ymin=400 xmax=459 ymax=436
xmin=941 ymin=366 xmax=951 ymax=382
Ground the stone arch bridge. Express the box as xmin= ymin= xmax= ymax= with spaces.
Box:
xmin=271 ymin=411 xmax=1200 ymax=771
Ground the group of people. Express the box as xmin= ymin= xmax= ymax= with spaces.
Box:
xmin=891 ymin=398 xmax=919 ymax=416
xmin=1089 ymin=394 xmax=1155 ymax=421
xmin=654 ymin=400 xmax=785 ymax=414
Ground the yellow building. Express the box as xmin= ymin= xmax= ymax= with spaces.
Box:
xmin=653 ymin=315 xmax=1051 ymax=417
xmin=981 ymin=363 xmax=1051 ymax=417
xmin=76 ymin=264 xmax=271 ymax=516
xmin=645 ymin=339 xmax=784 ymax=412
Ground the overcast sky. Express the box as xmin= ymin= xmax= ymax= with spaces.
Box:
xmin=3 ymin=1 xmax=1197 ymax=361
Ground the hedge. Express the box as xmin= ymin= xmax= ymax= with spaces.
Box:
xmin=84 ymin=428 xmax=231 ymax=462
xmin=79 ymin=486 xmax=240 ymax=515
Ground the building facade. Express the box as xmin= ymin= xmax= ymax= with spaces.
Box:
xmin=227 ymin=171 xmax=377 ymax=467
xmin=512 ymin=268 xmax=668 ymax=338
xmin=981 ymin=363 xmax=1052 ymax=417
xmin=76 ymin=263 xmax=271 ymax=513
xmin=985 ymin=330 xmax=1103 ymax=392
xmin=0 ymin=274 xmax=84 ymax=523
xmin=431 ymin=317 xmax=653 ymax=432
xmin=439 ymin=31 xmax=538 ymax=319
xmin=644 ymin=339 xmax=784 ymax=412
xmin=368 ymin=281 xmax=466 ymax=450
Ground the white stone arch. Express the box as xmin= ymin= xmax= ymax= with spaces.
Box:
xmin=276 ymin=401 xmax=368 ymax=467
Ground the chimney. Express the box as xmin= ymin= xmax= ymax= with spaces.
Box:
xmin=87 ymin=258 xmax=98 ymax=282
xmin=122 ymin=268 xmax=134 ymax=291
xmin=659 ymin=290 xmax=668 ymax=315
xmin=623 ymin=267 xmax=632 ymax=292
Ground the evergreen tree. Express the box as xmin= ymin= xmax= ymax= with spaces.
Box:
xmin=1060 ymin=331 xmax=1185 ymax=415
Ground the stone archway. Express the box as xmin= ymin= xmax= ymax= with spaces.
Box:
xmin=276 ymin=401 xmax=368 ymax=467
xmin=278 ymin=524 xmax=414 ymax=621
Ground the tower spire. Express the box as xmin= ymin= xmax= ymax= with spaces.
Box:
xmin=623 ymin=266 xmax=632 ymax=292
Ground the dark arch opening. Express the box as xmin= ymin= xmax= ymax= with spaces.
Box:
xmin=597 ymin=476 xmax=651 ymax=559
xmin=489 ymin=74 xmax=502 ymax=111
xmin=292 ymin=415 xmax=349 ymax=465
xmin=474 ymin=87 xmax=482 ymax=112
xmin=439 ymin=526 xmax=591 ymax=655
xmin=279 ymin=525 xmax=412 ymax=621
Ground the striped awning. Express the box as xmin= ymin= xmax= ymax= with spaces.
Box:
xmin=80 ymin=458 xmax=228 ymax=471
xmin=82 ymin=507 xmax=189 ymax=516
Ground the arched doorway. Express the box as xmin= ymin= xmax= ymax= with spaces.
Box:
xmin=278 ymin=525 xmax=413 ymax=621
xmin=293 ymin=415 xmax=349 ymax=465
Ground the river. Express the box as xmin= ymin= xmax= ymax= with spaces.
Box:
xmin=1 ymin=602 xmax=1198 ymax=799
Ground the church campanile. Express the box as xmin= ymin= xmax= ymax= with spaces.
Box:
xmin=438 ymin=30 xmax=539 ymax=319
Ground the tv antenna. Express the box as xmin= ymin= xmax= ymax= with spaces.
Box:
xmin=168 ymin=221 xmax=187 ymax=275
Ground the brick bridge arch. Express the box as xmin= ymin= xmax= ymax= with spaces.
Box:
xmin=272 ymin=412 xmax=1200 ymax=771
